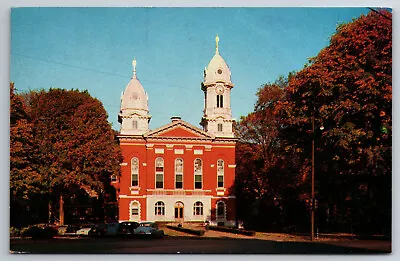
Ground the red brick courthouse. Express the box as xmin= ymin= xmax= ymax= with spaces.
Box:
xmin=112 ymin=36 xmax=237 ymax=226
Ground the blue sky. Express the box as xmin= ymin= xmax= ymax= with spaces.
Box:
xmin=10 ymin=7 xmax=371 ymax=130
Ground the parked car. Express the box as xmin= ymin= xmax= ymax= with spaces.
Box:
xmin=76 ymin=225 xmax=95 ymax=236
xmin=117 ymin=221 xmax=140 ymax=238
xmin=136 ymin=222 xmax=164 ymax=238
xmin=57 ymin=224 xmax=80 ymax=236
xmin=57 ymin=225 xmax=69 ymax=236
xmin=104 ymin=222 xmax=120 ymax=236
xmin=88 ymin=223 xmax=120 ymax=237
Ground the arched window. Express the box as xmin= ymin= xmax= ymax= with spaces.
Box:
xmin=217 ymin=94 xmax=223 ymax=108
xmin=175 ymin=158 xmax=183 ymax=189
xmin=130 ymin=201 xmax=140 ymax=221
xmin=217 ymin=201 xmax=226 ymax=220
xmin=155 ymin=157 xmax=164 ymax=189
xmin=155 ymin=201 xmax=165 ymax=216
xmin=193 ymin=201 xmax=203 ymax=216
xmin=217 ymin=159 xmax=224 ymax=188
xmin=131 ymin=157 xmax=139 ymax=187
xmin=194 ymin=158 xmax=202 ymax=189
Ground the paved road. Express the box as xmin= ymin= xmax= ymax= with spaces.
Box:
xmin=10 ymin=237 xmax=390 ymax=254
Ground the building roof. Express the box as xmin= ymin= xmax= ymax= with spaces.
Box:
xmin=120 ymin=59 xmax=149 ymax=115
xmin=203 ymin=35 xmax=232 ymax=86
xmin=145 ymin=117 xmax=214 ymax=140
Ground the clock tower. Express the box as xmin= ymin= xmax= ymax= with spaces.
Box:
xmin=118 ymin=59 xmax=151 ymax=135
xmin=200 ymin=35 xmax=235 ymax=138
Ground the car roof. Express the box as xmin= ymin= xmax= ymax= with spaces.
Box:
xmin=120 ymin=221 xmax=139 ymax=224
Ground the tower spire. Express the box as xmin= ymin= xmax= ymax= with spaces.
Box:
xmin=215 ymin=34 xmax=219 ymax=54
xmin=132 ymin=58 xmax=137 ymax=78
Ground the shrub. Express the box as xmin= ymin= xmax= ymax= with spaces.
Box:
xmin=20 ymin=225 xmax=58 ymax=239
xmin=10 ymin=227 xmax=20 ymax=237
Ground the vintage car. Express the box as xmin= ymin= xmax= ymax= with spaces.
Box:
xmin=117 ymin=221 xmax=164 ymax=238
xmin=116 ymin=221 xmax=140 ymax=238
xmin=76 ymin=225 xmax=95 ymax=236
xmin=135 ymin=222 xmax=164 ymax=238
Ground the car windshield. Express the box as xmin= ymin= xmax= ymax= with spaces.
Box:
xmin=121 ymin=222 xmax=138 ymax=227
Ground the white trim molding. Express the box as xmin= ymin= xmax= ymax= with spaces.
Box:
xmin=119 ymin=195 xmax=147 ymax=199
xmin=155 ymin=148 xmax=165 ymax=154
xmin=174 ymin=149 xmax=184 ymax=155
xmin=194 ymin=149 xmax=203 ymax=155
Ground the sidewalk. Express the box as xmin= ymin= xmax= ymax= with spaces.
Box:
xmin=162 ymin=224 xmax=391 ymax=252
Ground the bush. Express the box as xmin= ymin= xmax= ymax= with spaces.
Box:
xmin=20 ymin=225 xmax=58 ymax=239
xmin=10 ymin=227 xmax=20 ymax=237
xmin=208 ymin=226 xmax=256 ymax=236
xmin=166 ymin=225 xmax=205 ymax=236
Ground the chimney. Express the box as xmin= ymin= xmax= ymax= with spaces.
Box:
xmin=171 ymin=116 xmax=181 ymax=122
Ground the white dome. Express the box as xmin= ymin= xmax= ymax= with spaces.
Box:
xmin=204 ymin=52 xmax=232 ymax=85
xmin=120 ymin=77 xmax=148 ymax=114
xmin=120 ymin=59 xmax=149 ymax=115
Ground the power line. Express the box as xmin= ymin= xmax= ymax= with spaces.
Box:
xmin=367 ymin=7 xmax=392 ymax=21
xmin=11 ymin=52 xmax=193 ymax=91
xmin=11 ymin=52 xmax=128 ymax=79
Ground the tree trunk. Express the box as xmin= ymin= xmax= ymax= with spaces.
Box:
xmin=48 ymin=200 xmax=52 ymax=224
xmin=59 ymin=195 xmax=64 ymax=225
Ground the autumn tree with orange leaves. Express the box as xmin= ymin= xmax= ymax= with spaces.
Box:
xmin=236 ymin=10 xmax=391 ymax=235
xmin=10 ymin=87 xmax=122 ymax=226
xmin=235 ymin=77 xmax=303 ymax=231
xmin=279 ymin=10 xmax=392 ymax=235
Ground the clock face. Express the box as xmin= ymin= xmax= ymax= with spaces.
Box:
xmin=131 ymin=92 xmax=139 ymax=100
xmin=216 ymin=86 xmax=224 ymax=94
xmin=217 ymin=69 xmax=223 ymax=74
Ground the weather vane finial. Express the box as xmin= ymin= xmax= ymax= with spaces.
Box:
xmin=216 ymin=34 xmax=219 ymax=54
xmin=132 ymin=58 xmax=137 ymax=78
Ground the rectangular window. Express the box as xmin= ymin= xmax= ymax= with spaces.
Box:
xmin=155 ymin=207 xmax=164 ymax=215
xmin=131 ymin=208 xmax=139 ymax=216
xmin=132 ymin=120 xmax=138 ymax=130
xmin=131 ymin=158 xmax=139 ymax=187
xmin=176 ymin=174 xmax=183 ymax=189
xmin=195 ymin=175 xmax=202 ymax=189
xmin=194 ymin=207 xmax=203 ymax=216
xmin=156 ymin=174 xmax=163 ymax=188
xmin=218 ymin=123 xmax=223 ymax=132
xmin=131 ymin=174 xmax=138 ymax=187
xmin=216 ymin=95 xmax=224 ymax=108
xmin=218 ymin=175 xmax=224 ymax=188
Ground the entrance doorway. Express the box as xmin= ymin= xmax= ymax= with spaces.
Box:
xmin=174 ymin=201 xmax=184 ymax=222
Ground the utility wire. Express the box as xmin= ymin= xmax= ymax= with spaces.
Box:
xmin=367 ymin=7 xmax=392 ymax=20
xmin=11 ymin=52 xmax=192 ymax=91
